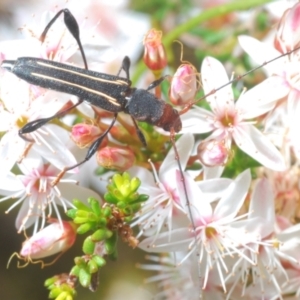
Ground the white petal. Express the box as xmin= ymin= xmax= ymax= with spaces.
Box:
xmin=197 ymin=178 xmax=232 ymax=202
xmin=160 ymin=133 xmax=194 ymax=177
xmin=18 ymin=149 xmax=44 ymax=175
xmin=177 ymin=171 xmax=212 ymax=222
xmin=0 ymin=110 xmax=12 ymax=131
xmin=0 ymin=172 xmax=23 ymax=192
xmin=33 ymin=125 xmax=78 ymax=172
xmin=236 ymin=76 xmax=290 ymax=119
xmin=128 ymin=166 xmax=156 ymax=186
xmin=0 ymin=72 xmax=31 ymax=113
xmin=73 ymin=101 xmax=95 ymax=119
xmin=233 ymin=125 xmax=285 ymax=171
xmin=203 ymin=165 xmax=225 ymax=180
xmin=278 ymin=223 xmax=300 ymax=252
xmin=201 ymin=56 xmax=234 ymax=113
xmin=249 ymin=177 xmax=274 ymax=223
xmin=57 ymin=183 xmax=101 ymax=203
xmin=214 ymin=169 xmax=251 ymax=220
xmin=139 ymin=228 xmax=192 ymax=252
xmin=0 ymin=39 xmax=40 ymax=59
xmin=180 ymin=106 xmax=215 ymax=134
xmin=238 ymin=35 xmax=284 ymax=75
xmin=249 ymin=178 xmax=275 ymax=237
xmin=0 ymin=132 xmax=26 ymax=178
xmin=15 ymin=195 xmax=39 ymax=230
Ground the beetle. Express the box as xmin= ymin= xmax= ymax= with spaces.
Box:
xmin=1 ymin=9 xmax=183 ymax=183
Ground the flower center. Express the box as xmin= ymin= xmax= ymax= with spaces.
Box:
xmin=205 ymin=226 xmax=217 ymax=238
xmin=219 ymin=111 xmax=235 ymax=128
xmin=16 ymin=115 xmax=29 ymax=129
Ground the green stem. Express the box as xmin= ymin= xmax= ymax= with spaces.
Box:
xmin=131 ymin=0 xmax=274 ymax=84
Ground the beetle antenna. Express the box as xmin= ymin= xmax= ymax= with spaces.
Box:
xmin=40 ymin=9 xmax=88 ymax=69
xmin=180 ymin=45 xmax=300 ymax=114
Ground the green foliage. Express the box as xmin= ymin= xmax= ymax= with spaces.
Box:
xmin=130 ymin=0 xmax=193 ymax=22
xmin=46 ymin=172 xmax=148 ymax=297
xmin=45 ymin=275 xmax=77 ymax=300
xmin=104 ymin=172 xmax=148 ymax=220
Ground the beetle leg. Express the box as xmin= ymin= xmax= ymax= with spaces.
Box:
xmin=51 ymin=113 xmax=118 ymax=186
xmin=19 ymin=99 xmax=84 ymax=141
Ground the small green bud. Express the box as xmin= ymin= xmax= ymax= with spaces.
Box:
xmin=117 ymin=201 xmax=126 ymax=209
xmin=83 ymin=236 xmax=95 ymax=255
xmin=138 ymin=194 xmax=149 ymax=202
xmin=70 ymin=265 xmax=80 ymax=276
xmin=104 ymin=192 xmax=118 ymax=204
xmin=75 ymin=210 xmax=91 ymax=218
xmin=130 ymin=177 xmax=141 ymax=191
xmin=89 ymin=198 xmax=101 ymax=216
xmin=77 ymin=223 xmax=93 ymax=234
xmin=92 ymin=255 xmax=106 ymax=267
xmin=66 ymin=209 xmax=77 ymax=219
xmin=92 ymin=229 xmax=112 ymax=242
xmin=79 ymin=267 xmax=91 ymax=287
xmin=73 ymin=217 xmax=89 ymax=224
xmin=56 ymin=291 xmax=69 ymax=300
xmin=74 ymin=257 xmax=85 ymax=266
xmin=103 ymin=206 xmax=112 ymax=217
xmin=97 ymin=217 xmax=107 ymax=227
xmin=113 ymin=173 xmax=123 ymax=189
xmin=73 ymin=199 xmax=90 ymax=211
xmin=88 ymin=259 xmax=99 ymax=273
xmin=44 ymin=277 xmax=56 ymax=287
xmin=65 ymin=295 xmax=74 ymax=300
xmin=49 ymin=287 xmax=61 ymax=298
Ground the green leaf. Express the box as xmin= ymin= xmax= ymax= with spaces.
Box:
xmin=79 ymin=267 xmax=91 ymax=288
xmin=83 ymin=236 xmax=95 ymax=255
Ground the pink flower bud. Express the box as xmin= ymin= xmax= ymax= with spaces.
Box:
xmin=20 ymin=220 xmax=77 ymax=259
xmin=275 ymin=3 xmax=300 ymax=52
xmin=71 ymin=123 xmax=104 ymax=148
xmin=143 ymin=29 xmax=167 ymax=71
xmin=169 ymin=64 xmax=198 ymax=105
xmin=197 ymin=139 xmax=229 ymax=167
xmin=96 ymin=146 xmax=135 ymax=171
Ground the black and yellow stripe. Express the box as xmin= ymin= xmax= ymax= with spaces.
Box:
xmin=3 ymin=57 xmax=131 ymax=112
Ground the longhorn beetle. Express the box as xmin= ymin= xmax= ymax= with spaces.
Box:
xmin=1 ymin=9 xmax=182 ymax=180
xmin=1 ymin=9 xmax=300 ymax=280
xmin=1 ymin=9 xmax=197 ymax=239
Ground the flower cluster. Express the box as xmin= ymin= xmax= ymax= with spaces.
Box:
xmin=1 ymin=1 xmax=300 ymax=300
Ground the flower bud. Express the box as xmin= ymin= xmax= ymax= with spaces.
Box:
xmin=143 ymin=29 xmax=167 ymax=71
xmin=197 ymin=139 xmax=229 ymax=167
xmin=20 ymin=220 xmax=77 ymax=259
xmin=71 ymin=123 xmax=106 ymax=148
xmin=169 ymin=64 xmax=198 ymax=105
xmin=96 ymin=146 xmax=135 ymax=171
xmin=274 ymin=3 xmax=300 ymax=52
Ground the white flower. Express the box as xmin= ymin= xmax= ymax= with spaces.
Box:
xmin=130 ymin=133 xmax=194 ymax=243
xmin=181 ymin=56 xmax=286 ymax=171
xmin=0 ymin=150 xmax=100 ymax=233
xmin=0 ymin=72 xmax=78 ymax=178
xmin=139 ymin=169 xmax=259 ymax=292
xmin=239 ymin=32 xmax=300 ymax=164
xmin=225 ymin=177 xmax=296 ymax=299
xmin=140 ymin=253 xmax=224 ymax=300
